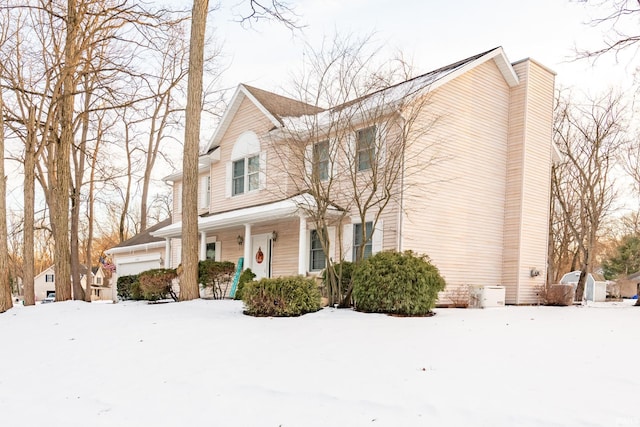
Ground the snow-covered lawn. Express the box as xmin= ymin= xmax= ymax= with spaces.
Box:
xmin=1 ymin=299 xmax=638 ymax=427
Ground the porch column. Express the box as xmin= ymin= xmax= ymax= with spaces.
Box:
xmin=298 ymin=215 xmax=307 ymax=275
xmin=243 ymin=223 xmax=252 ymax=270
xmin=164 ymin=239 xmax=171 ymax=268
xmin=199 ymin=232 xmax=207 ymax=261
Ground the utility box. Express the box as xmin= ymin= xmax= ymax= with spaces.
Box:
xmin=470 ymin=285 xmax=506 ymax=308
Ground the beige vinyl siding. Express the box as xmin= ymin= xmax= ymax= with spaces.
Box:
xmin=505 ymin=60 xmax=555 ymax=304
xmin=212 ymin=227 xmax=245 ymax=265
xmin=402 ymin=59 xmax=511 ymax=292
xmin=211 ymin=96 xmax=289 ymax=214
xmin=502 ymin=62 xmax=528 ymax=303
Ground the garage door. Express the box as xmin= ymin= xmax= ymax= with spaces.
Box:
xmin=116 ymin=254 xmax=162 ymax=277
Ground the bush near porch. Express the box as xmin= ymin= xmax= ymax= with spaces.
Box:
xmin=198 ymin=260 xmax=235 ymax=299
xmin=242 ymin=276 xmax=322 ymax=317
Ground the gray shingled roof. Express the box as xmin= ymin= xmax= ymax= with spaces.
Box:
xmin=242 ymin=84 xmax=324 ymax=123
xmin=112 ymin=218 xmax=171 ymax=248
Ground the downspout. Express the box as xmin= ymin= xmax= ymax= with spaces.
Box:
xmin=397 ymin=114 xmax=407 ymax=252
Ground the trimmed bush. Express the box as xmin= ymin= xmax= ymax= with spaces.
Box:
xmin=117 ymin=274 xmax=141 ymax=300
xmin=234 ymin=268 xmax=256 ymax=300
xmin=198 ymin=260 xmax=235 ymax=299
xmin=352 ymin=250 xmax=445 ymax=316
xmin=138 ymin=268 xmax=178 ymax=301
xmin=242 ymin=276 xmax=322 ymax=317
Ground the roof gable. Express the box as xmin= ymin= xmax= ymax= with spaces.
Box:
xmin=204 ymin=84 xmax=321 ymax=152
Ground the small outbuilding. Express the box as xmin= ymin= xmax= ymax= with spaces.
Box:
xmin=560 ymin=271 xmax=607 ymax=302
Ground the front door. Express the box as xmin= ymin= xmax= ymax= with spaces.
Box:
xmin=251 ymin=233 xmax=272 ymax=279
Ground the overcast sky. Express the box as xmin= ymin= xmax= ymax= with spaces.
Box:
xmin=198 ymin=0 xmax=636 ymax=96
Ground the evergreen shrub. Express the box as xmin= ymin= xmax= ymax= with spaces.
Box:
xmin=352 ymin=250 xmax=445 ymax=316
xmin=242 ymin=276 xmax=322 ymax=317
xmin=138 ymin=268 xmax=178 ymax=301
xmin=117 ymin=274 xmax=141 ymax=300
xmin=198 ymin=260 xmax=235 ymax=299
xmin=234 ymin=268 xmax=256 ymax=300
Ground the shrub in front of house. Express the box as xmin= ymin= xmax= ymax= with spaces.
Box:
xmin=138 ymin=268 xmax=178 ymax=301
xmin=234 ymin=268 xmax=256 ymax=300
xmin=352 ymin=250 xmax=446 ymax=316
xmin=117 ymin=274 xmax=141 ymax=300
xmin=242 ymin=276 xmax=322 ymax=317
xmin=198 ymin=260 xmax=235 ymax=299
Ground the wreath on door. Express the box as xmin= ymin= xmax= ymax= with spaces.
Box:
xmin=255 ymin=247 xmax=264 ymax=264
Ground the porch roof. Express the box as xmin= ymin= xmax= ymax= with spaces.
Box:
xmin=151 ymin=194 xmax=329 ymax=239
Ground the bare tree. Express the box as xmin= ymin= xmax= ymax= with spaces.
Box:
xmin=576 ymin=0 xmax=640 ymax=60
xmin=270 ymin=34 xmax=442 ymax=305
xmin=0 ymin=86 xmax=13 ymax=313
xmin=552 ymin=91 xmax=626 ymax=300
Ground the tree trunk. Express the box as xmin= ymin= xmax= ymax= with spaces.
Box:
xmin=52 ymin=0 xmax=78 ymax=301
xmin=179 ymin=0 xmax=209 ymax=301
xmin=23 ymin=107 xmax=37 ymax=306
xmin=0 ymin=92 xmax=13 ymax=313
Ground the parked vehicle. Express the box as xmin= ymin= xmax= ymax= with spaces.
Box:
xmin=42 ymin=292 xmax=55 ymax=304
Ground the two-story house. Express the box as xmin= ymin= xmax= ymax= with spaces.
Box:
xmin=148 ymin=46 xmax=555 ymax=305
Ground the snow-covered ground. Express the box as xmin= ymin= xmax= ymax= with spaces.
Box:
xmin=1 ymin=299 xmax=638 ymax=427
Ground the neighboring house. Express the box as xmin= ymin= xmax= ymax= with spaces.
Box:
xmin=610 ymin=272 xmax=640 ymax=298
xmin=34 ymin=265 xmax=93 ymax=301
xmin=90 ymin=265 xmax=113 ymax=301
xmin=105 ymin=218 xmax=172 ymax=293
xmin=152 ymin=47 xmax=556 ymax=305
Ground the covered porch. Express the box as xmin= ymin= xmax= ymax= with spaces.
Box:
xmin=151 ymin=195 xmax=339 ymax=280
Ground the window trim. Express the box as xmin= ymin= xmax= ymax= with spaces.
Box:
xmin=232 ymin=155 xmax=260 ymax=196
xmin=309 ymin=229 xmax=326 ymax=271
xmin=313 ymin=140 xmax=330 ymax=182
xmin=356 ymin=126 xmax=376 ymax=172
xmin=353 ymin=222 xmax=373 ymax=261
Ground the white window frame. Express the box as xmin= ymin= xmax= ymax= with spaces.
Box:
xmin=309 ymin=229 xmax=326 ymax=271
xmin=313 ymin=140 xmax=330 ymax=182
xmin=353 ymin=222 xmax=373 ymax=261
xmin=356 ymin=126 xmax=376 ymax=172
xmin=231 ymin=155 xmax=260 ymax=196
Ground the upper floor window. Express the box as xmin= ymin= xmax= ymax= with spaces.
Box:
xmin=232 ymin=155 xmax=260 ymax=196
xmin=96 ymin=277 xmax=102 ymax=285
xmin=356 ymin=126 xmax=376 ymax=171
xmin=228 ymin=131 xmax=263 ymax=197
xmin=353 ymin=222 xmax=373 ymax=261
xmin=45 ymin=274 xmax=54 ymax=283
xmin=313 ymin=140 xmax=329 ymax=181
